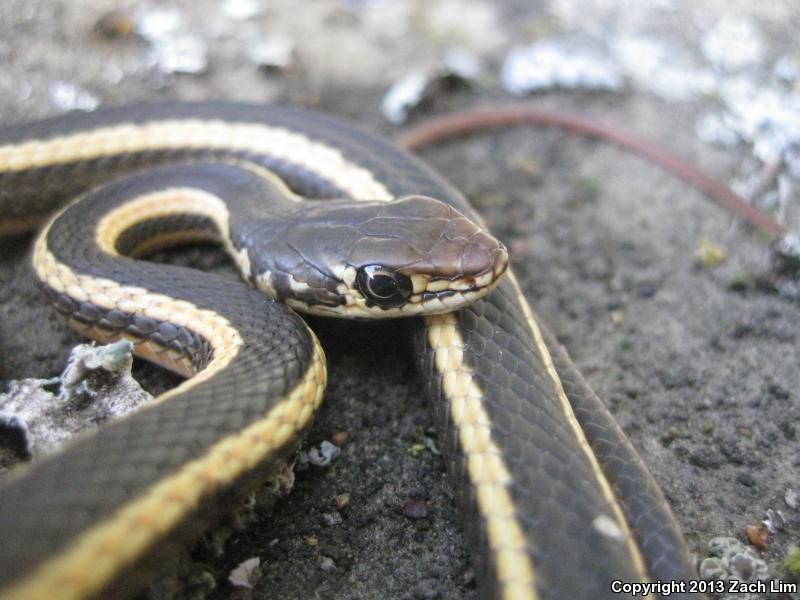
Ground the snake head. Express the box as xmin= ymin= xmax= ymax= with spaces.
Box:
xmin=247 ymin=195 xmax=508 ymax=318
xmin=343 ymin=195 xmax=508 ymax=316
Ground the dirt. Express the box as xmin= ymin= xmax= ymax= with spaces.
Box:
xmin=0 ymin=1 xmax=798 ymax=599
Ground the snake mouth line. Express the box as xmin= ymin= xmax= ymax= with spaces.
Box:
xmin=409 ymin=250 xmax=509 ymax=301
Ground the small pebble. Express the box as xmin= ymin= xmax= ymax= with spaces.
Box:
xmin=320 ymin=556 xmax=335 ymax=571
xmin=221 ymin=0 xmax=264 ymax=20
xmin=322 ymin=512 xmax=343 ymax=526
xmin=249 ymin=35 xmax=296 ymax=73
xmin=403 ymin=497 xmax=429 ymax=520
xmin=50 ymin=81 xmax=99 ymax=112
xmin=443 ymin=47 xmax=482 ymax=81
xmin=695 ymin=237 xmax=727 ymax=268
xmin=228 ymin=557 xmax=260 ymax=589
xmin=745 ymin=524 xmax=770 ymax=550
xmin=93 ymin=10 xmax=136 ymax=39
xmin=762 ymin=508 xmax=785 ymax=533
xmin=307 ymin=440 xmax=341 ymax=467
xmin=330 ymin=431 xmax=349 ymax=447
xmin=785 ymin=489 xmax=798 ymax=509
xmin=608 ymin=310 xmax=624 ymax=331
xmin=423 ymin=436 xmax=441 ymax=455
xmin=409 ymin=443 xmax=426 ymax=457
xmin=381 ymin=72 xmax=429 ymax=124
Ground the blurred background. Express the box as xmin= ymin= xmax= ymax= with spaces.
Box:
xmin=1 ymin=1 xmax=799 ymax=599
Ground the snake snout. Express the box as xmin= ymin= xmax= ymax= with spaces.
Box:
xmin=454 ymin=227 xmax=509 ymax=286
xmin=404 ymin=196 xmax=508 ymax=293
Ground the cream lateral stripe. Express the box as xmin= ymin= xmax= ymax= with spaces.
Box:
xmin=425 ymin=312 xmax=538 ymax=600
xmin=32 ymin=211 xmax=242 ymax=388
xmin=3 ymin=335 xmax=326 ymax=600
xmin=0 ymin=120 xmax=393 ymax=201
xmin=95 ymin=188 xmax=237 ymax=259
xmin=505 ymin=271 xmax=652 ymax=585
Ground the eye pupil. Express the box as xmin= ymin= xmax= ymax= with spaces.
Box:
xmin=368 ymin=274 xmax=398 ymax=298
xmin=356 ymin=265 xmax=412 ymax=308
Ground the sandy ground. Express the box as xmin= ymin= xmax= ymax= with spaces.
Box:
xmin=0 ymin=1 xmax=798 ymax=599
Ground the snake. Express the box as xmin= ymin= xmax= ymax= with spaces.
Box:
xmin=0 ymin=102 xmax=701 ymax=600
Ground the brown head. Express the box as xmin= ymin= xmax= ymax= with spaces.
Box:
xmin=245 ymin=195 xmax=508 ymax=318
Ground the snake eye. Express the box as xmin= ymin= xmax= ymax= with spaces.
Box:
xmin=356 ymin=265 xmax=413 ymax=308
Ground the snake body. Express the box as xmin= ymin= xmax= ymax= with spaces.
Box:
xmin=0 ymin=103 xmax=699 ymax=599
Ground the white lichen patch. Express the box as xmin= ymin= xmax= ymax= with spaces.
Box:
xmin=0 ymin=340 xmax=152 ymax=458
xmin=302 ymin=440 xmax=341 ymax=468
xmin=228 ymin=557 xmax=261 ymax=589
xmin=699 ymin=536 xmax=770 ymax=595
